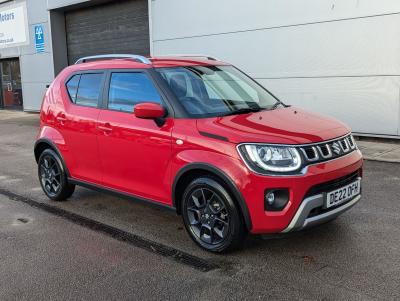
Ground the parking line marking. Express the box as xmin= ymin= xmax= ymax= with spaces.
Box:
xmin=0 ymin=187 xmax=220 ymax=272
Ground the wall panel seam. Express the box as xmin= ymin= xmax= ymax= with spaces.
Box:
xmin=153 ymin=11 xmax=400 ymax=42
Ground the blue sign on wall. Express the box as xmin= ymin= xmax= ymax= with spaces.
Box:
xmin=35 ymin=25 xmax=45 ymax=53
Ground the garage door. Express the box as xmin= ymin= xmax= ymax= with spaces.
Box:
xmin=65 ymin=0 xmax=149 ymax=64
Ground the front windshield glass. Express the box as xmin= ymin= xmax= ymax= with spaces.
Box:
xmin=156 ymin=65 xmax=281 ymax=117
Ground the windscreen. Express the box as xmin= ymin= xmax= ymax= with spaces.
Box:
xmin=156 ymin=65 xmax=281 ymax=117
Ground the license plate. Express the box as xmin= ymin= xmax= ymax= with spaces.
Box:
xmin=326 ymin=179 xmax=361 ymax=208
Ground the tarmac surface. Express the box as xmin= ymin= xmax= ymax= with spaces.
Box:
xmin=0 ymin=111 xmax=399 ymax=300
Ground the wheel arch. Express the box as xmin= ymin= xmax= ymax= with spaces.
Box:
xmin=34 ymin=138 xmax=71 ymax=177
xmin=172 ymin=163 xmax=252 ymax=231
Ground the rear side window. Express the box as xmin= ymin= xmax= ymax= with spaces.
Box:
xmin=75 ymin=73 xmax=103 ymax=107
xmin=108 ymin=72 xmax=162 ymax=113
xmin=66 ymin=73 xmax=104 ymax=107
xmin=66 ymin=74 xmax=80 ymax=103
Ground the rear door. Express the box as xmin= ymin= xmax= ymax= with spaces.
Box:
xmin=61 ymin=71 xmax=105 ymax=184
xmin=97 ymin=70 xmax=173 ymax=204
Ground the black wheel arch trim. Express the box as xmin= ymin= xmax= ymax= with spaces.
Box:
xmin=172 ymin=163 xmax=252 ymax=230
xmin=34 ymin=138 xmax=71 ymax=178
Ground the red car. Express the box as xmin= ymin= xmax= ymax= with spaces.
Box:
xmin=34 ymin=54 xmax=363 ymax=252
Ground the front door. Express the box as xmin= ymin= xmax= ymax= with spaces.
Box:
xmin=0 ymin=59 xmax=23 ymax=110
xmin=97 ymin=71 xmax=173 ymax=205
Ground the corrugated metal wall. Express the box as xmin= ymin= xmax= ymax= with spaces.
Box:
xmin=150 ymin=0 xmax=400 ymax=137
xmin=65 ymin=0 xmax=149 ymax=64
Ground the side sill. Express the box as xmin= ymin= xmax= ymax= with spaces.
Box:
xmin=68 ymin=178 xmax=177 ymax=213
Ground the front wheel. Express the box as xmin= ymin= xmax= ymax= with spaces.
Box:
xmin=182 ymin=177 xmax=246 ymax=253
xmin=38 ymin=149 xmax=75 ymax=201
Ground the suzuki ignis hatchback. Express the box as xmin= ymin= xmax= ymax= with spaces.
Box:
xmin=35 ymin=54 xmax=363 ymax=252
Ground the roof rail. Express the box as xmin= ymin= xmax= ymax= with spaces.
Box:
xmin=155 ymin=54 xmax=219 ymax=61
xmin=75 ymin=54 xmax=152 ymax=65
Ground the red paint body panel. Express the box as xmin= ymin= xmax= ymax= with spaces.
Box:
xmin=97 ymin=110 xmax=173 ymax=204
xmin=169 ymin=119 xmax=363 ymax=233
xmin=134 ymin=102 xmax=165 ymax=119
xmin=242 ymin=151 xmax=363 ymax=233
xmin=36 ymin=57 xmax=363 ymax=234
xmin=196 ymin=107 xmax=350 ymax=144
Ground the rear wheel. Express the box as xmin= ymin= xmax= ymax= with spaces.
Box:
xmin=38 ymin=149 xmax=75 ymax=201
xmin=182 ymin=177 xmax=246 ymax=253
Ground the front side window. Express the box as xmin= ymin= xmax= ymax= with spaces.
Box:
xmin=75 ymin=73 xmax=103 ymax=108
xmin=108 ymin=72 xmax=162 ymax=113
xmin=156 ymin=65 xmax=280 ymax=117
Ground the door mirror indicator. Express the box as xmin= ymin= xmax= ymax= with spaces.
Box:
xmin=134 ymin=102 xmax=165 ymax=119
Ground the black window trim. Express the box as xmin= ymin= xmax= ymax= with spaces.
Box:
xmin=64 ymin=70 xmax=106 ymax=109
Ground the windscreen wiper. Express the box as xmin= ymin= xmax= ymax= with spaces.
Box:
xmin=221 ymin=107 xmax=263 ymax=116
xmin=270 ymin=102 xmax=284 ymax=110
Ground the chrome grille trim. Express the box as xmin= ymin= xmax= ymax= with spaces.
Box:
xmin=347 ymin=136 xmax=356 ymax=150
xmin=298 ymin=134 xmax=356 ymax=165
xmin=300 ymin=146 xmax=320 ymax=162
xmin=317 ymin=144 xmax=333 ymax=159
xmin=340 ymin=139 xmax=350 ymax=152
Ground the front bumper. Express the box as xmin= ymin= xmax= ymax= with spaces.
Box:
xmin=241 ymin=150 xmax=363 ymax=234
xmin=281 ymin=191 xmax=361 ymax=233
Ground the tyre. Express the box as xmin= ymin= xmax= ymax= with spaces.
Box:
xmin=38 ymin=149 xmax=75 ymax=201
xmin=181 ymin=177 xmax=246 ymax=253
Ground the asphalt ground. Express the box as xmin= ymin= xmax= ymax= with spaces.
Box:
xmin=0 ymin=111 xmax=399 ymax=300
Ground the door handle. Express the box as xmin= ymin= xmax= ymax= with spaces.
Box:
xmin=98 ymin=123 xmax=112 ymax=133
xmin=56 ymin=114 xmax=67 ymax=125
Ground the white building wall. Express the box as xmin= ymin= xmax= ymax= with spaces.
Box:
xmin=0 ymin=0 xmax=54 ymax=111
xmin=150 ymin=0 xmax=400 ymax=137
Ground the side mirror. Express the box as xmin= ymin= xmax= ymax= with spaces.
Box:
xmin=134 ymin=102 xmax=165 ymax=119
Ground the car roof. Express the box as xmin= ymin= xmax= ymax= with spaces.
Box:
xmin=150 ymin=57 xmax=229 ymax=68
xmin=65 ymin=56 xmax=230 ymax=73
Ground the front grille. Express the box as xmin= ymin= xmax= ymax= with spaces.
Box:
xmin=304 ymin=170 xmax=361 ymax=198
xmin=299 ymin=134 xmax=357 ymax=165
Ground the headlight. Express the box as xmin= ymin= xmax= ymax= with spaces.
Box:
xmin=238 ymin=144 xmax=302 ymax=173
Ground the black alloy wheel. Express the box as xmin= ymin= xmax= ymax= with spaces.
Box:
xmin=39 ymin=154 xmax=61 ymax=197
xmin=182 ymin=177 xmax=246 ymax=253
xmin=38 ymin=149 xmax=75 ymax=201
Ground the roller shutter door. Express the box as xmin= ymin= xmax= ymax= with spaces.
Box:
xmin=65 ymin=0 xmax=149 ymax=64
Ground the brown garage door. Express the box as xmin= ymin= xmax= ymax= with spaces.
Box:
xmin=65 ymin=0 xmax=150 ymax=64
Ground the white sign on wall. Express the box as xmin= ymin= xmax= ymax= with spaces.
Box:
xmin=0 ymin=2 xmax=29 ymax=48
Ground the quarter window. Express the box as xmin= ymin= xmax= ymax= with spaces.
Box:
xmin=75 ymin=73 xmax=103 ymax=108
xmin=108 ymin=72 xmax=162 ymax=113
xmin=66 ymin=74 xmax=80 ymax=103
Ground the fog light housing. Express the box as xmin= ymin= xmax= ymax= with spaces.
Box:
xmin=264 ymin=189 xmax=289 ymax=211
xmin=266 ymin=191 xmax=275 ymax=205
